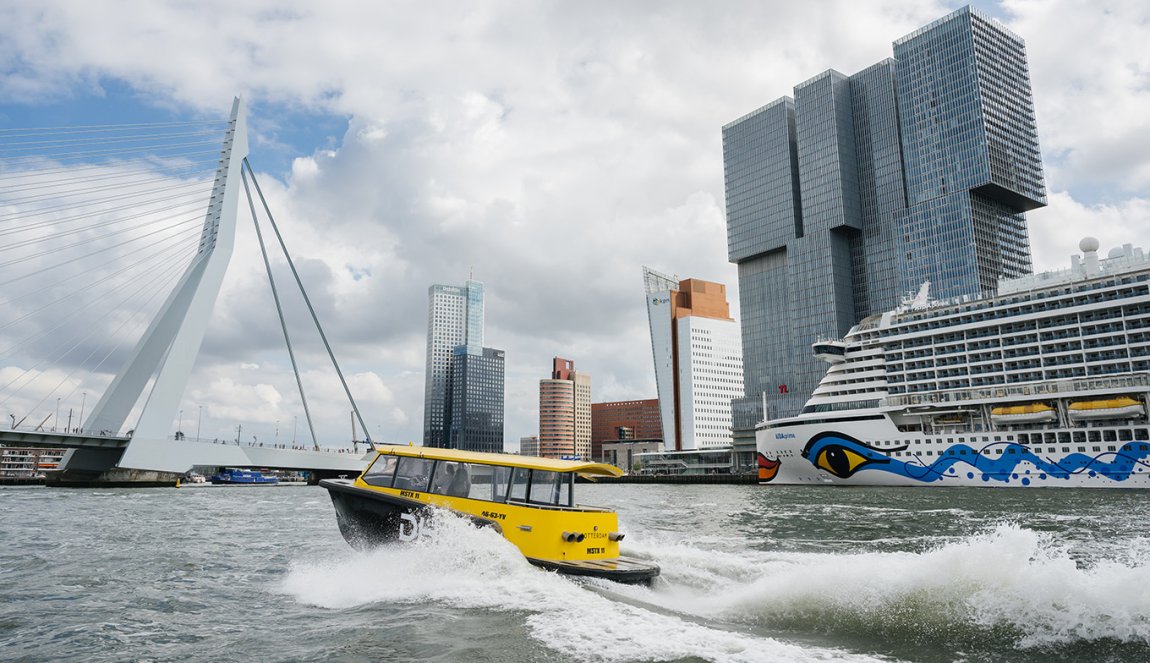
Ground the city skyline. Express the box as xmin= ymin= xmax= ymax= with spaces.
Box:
xmin=0 ymin=1 xmax=1144 ymax=449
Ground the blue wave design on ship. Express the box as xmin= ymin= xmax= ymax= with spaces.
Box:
xmin=801 ymin=432 xmax=1150 ymax=485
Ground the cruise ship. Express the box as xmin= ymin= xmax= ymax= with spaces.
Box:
xmin=757 ymin=238 xmax=1150 ymax=488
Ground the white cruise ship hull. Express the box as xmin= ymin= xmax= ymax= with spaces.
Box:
xmin=757 ymin=415 xmax=1150 ymax=488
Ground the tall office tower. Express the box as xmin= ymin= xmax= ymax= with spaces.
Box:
xmin=538 ymin=358 xmax=592 ymax=459
xmin=723 ymin=6 xmax=1046 ymax=426
xmin=644 ymin=268 xmax=744 ymax=451
xmin=448 ymin=346 xmax=505 ymax=452
xmin=590 ymin=398 xmax=662 ymax=461
xmin=424 ymin=279 xmax=503 ymax=450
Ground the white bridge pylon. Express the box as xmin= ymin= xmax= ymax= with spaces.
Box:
xmin=77 ymin=97 xmax=262 ymax=473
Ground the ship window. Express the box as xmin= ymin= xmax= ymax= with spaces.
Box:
xmin=1138 ymin=429 xmax=1149 ymax=439
xmin=1078 ymin=447 xmax=1086 ymax=452
xmin=463 ymin=464 xmax=507 ymax=502
xmin=1088 ymin=431 xmax=1101 ymax=442
xmin=1073 ymin=432 xmax=1086 ymax=443
xmin=1058 ymin=433 xmax=1071 ymax=444
xmin=362 ymin=455 xmax=398 ymax=487
xmin=1093 ymin=446 xmax=1101 ymax=452
xmin=1063 ymin=447 xmax=1070 ymax=453
xmin=1103 ymin=430 xmax=1118 ymax=442
xmin=527 ymin=470 xmax=571 ymax=506
xmin=508 ymin=467 xmax=530 ymax=502
xmin=392 ymin=457 xmax=434 ymax=492
xmin=1108 ymin=445 xmax=1117 ymax=451
xmin=1045 ymin=433 xmax=1057 ymax=444
xmin=1119 ymin=430 xmax=1133 ymax=442
xmin=429 ymin=461 xmax=463 ymax=495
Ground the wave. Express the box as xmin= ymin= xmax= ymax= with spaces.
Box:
xmin=279 ymin=510 xmax=888 ymax=663
xmin=622 ymin=523 xmax=1150 ymax=651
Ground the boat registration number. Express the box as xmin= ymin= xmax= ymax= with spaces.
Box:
xmin=586 ymin=547 xmax=605 ymax=554
xmin=480 ymin=510 xmax=506 ymax=520
xmin=399 ymin=490 xmax=420 ymax=499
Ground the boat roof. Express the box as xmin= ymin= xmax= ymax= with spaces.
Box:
xmin=370 ymin=444 xmax=623 ymax=477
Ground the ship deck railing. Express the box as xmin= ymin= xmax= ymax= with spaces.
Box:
xmin=884 ymin=373 xmax=1150 ymax=409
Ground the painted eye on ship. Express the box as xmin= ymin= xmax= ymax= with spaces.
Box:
xmin=813 ymin=445 xmax=873 ymax=478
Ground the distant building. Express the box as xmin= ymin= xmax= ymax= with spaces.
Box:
xmin=723 ymin=5 xmax=1047 ymax=426
xmin=538 ymin=358 xmax=591 ymax=459
xmin=423 ymin=279 xmax=504 ymax=451
xmin=643 ymin=268 xmax=743 ymax=451
xmin=591 ymin=399 xmax=661 ymax=462
xmin=601 ymin=439 xmax=662 ymax=474
xmin=519 ymin=436 xmax=540 ymax=457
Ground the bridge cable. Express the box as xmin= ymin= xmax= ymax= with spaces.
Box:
xmin=243 ymin=158 xmax=374 ymax=445
xmin=240 ymin=167 xmax=321 ymax=452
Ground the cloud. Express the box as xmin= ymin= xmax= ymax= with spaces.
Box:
xmin=0 ymin=1 xmax=1146 ymax=448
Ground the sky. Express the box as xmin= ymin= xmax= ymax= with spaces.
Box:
xmin=1 ymin=0 xmax=1147 ymax=450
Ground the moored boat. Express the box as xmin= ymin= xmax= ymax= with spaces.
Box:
xmin=210 ymin=468 xmax=279 ymax=485
xmin=319 ymin=445 xmax=660 ymax=584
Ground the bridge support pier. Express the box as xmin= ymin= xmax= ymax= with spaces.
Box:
xmin=45 ymin=448 xmax=180 ymax=488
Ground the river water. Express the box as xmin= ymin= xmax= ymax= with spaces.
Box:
xmin=1 ymin=483 xmax=1148 ymax=662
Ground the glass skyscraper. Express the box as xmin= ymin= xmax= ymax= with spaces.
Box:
xmin=423 ymin=279 xmax=504 ymax=450
xmin=723 ymin=6 xmax=1046 ymax=427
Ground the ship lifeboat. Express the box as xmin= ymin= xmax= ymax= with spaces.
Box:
xmin=1067 ymin=397 xmax=1144 ymax=421
xmin=990 ymin=403 xmax=1057 ymax=424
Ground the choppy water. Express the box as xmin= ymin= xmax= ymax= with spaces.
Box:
xmin=1 ymin=483 xmax=1148 ymax=662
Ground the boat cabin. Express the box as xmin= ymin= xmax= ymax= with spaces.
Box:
xmin=357 ymin=446 xmax=620 ymax=510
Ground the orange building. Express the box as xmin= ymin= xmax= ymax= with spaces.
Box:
xmin=538 ymin=357 xmax=591 ymax=459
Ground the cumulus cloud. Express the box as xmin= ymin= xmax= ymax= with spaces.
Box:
xmin=0 ymin=0 xmax=1145 ymax=447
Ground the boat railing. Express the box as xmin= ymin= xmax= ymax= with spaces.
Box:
xmin=883 ymin=373 xmax=1150 ymax=408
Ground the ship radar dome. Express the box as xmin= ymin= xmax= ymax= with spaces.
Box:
xmin=1079 ymin=236 xmax=1100 ymax=253
xmin=1108 ymin=247 xmax=1125 ymax=259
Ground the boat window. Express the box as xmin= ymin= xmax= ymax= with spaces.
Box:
xmin=508 ymin=467 xmax=529 ymax=502
xmin=1103 ymin=430 xmax=1118 ymax=442
xmin=392 ymin=457 xmax=434 ymax=492
xmin=1119 ymin=430 xmax=1133 ymax=442
xmin=429 ymin=461 xmax=471 ymax=497
xmin=1088 ymin=431 xmax=1101 ymax=442
xmin=528 ymin=470 xmax=565 ymax=506
xmin=1072 ymin=431 xmax=1086 ymax=443
xmin=362 ymin=455 xmax=398 ymax=487
xmin=1058 ymin=432 xmax=1070 ymax=444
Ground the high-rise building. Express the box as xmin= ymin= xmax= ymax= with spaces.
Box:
xmin=722 ymin=5 xmax=1046 ymax=426
xmin=643 ymin=268 xmax=744 ymax=451
xmin=590 ymin=398 xmax=661 ymax=461
xmin=423 ymin=279 xmax=504 ymax=451
xmin=538 ymin=357 xmax=591 ymax=459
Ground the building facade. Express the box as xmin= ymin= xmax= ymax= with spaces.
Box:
xmin=590 ymin=398 xmax=661 ymax=461
xmin=644 ymin=268 xmax=744 ymax=451
xmin=538 ymin=357 xmax=592 ymax=459
xmin=423 ymin=279 xmax=504 ymax=451
xmin=519 ymin=436 xmax=540 ymax=457
xmin=723 ymin=6 xmax=1046 ymax=425
xmin=448 ymin=346 xmax=505 ymax=453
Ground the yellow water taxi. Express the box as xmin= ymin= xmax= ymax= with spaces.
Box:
xmin=319 ymin=445 xmax=659 ymax=584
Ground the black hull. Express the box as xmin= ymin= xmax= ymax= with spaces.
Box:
xmin=319 ymin=480 xmax=659 ymax=584
xmin=320 ymin=479 xmax=436 ymax=548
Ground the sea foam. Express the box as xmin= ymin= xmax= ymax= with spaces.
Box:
xmin=280 ymin=510 xmax=890 ymax=663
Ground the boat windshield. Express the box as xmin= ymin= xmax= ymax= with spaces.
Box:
xmin=362 ymin=455 xmax=398 ymax=487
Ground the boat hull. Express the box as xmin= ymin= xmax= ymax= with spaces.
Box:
xmin=320 ymin=479 xmax=659 ymax=584
xmin=757 ymin=416 xmax=1150 ymax=488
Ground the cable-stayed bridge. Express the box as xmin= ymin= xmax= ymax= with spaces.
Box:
xmin=0 ymin=98 xmax=373 ymax=485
